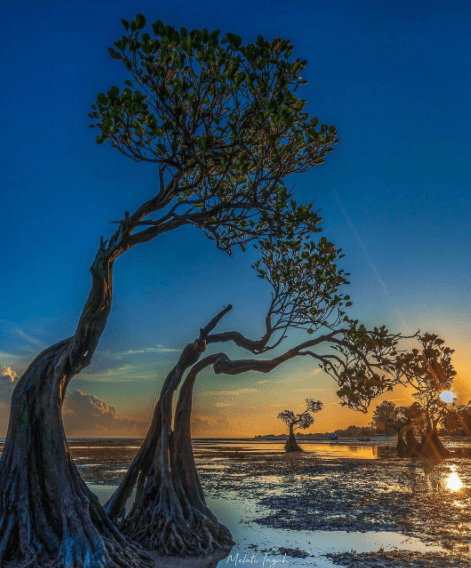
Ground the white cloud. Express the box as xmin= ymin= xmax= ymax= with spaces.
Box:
xmin=0 ymin=366 xmax=19 ymax=404
xmin=0 ymin=351 xmax=20 ymax=360
xmin=122 ymin=346 xmax=179 ymax=355
xmin=108 ymin=344 xmax=180 ymax=359
xmin=101 ymin=365 xmax=134 ymax=376
xmin=0 ymin=319 xmax=44 ymax=348
xmin=15 ymin=329 xmax=44 ymax=347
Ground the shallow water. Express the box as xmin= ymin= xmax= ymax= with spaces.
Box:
xmin=1 ymin=437 xmax=469 ymax=564
xmin=89 ymin=484 xmax=444 ymax=567
xmin=192 ymin=438 xmax=401 ymax=460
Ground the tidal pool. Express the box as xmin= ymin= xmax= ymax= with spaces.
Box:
xmin=89 ymin=484 xmax=445 ymax=568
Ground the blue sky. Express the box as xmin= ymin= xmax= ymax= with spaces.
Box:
xmin=1 ymin=0 xmax=470 ymax=436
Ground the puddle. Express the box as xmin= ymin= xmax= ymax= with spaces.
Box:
xmin=209 ymin=493 xmax=444 ymax=567
xmin=88 ymin=484 xmax=445 ymax=568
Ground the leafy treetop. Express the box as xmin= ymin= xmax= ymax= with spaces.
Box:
xmin=89 ymin=14 xmax=338 ymax=254
xmin=278 ymin=398 xmax=323 ymax=431
xmin=371 ymin=400 xmax=421 ymax=434
xmin=394 ymin=333 xmax=456 ymax=430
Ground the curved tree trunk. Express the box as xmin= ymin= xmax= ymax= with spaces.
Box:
xmin=397 ymin=424 xmax=421 ymax=458
xmin=285 ymin=425 xmax=303 ymax=452
xmin=419 ymin=428 xmax=451 ymax=460
xmin=405 ymin=429 xmax=421 ymax=457
xmin=0 ymin=230 xmax=153 ymax=568
xmin=106 ymin=309 xmax=233 ymax=555
xmin=396 ymin=432 xmax=407 ymax=457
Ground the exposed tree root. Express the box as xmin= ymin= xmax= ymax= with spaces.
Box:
xmin=285 ymin=429 xmax=303 ymax=452
xmin=107 ymin=317 xmax=234 ymax=556
xmin=0 ymin=402 xmax=153 ymax=568
xmin=0 ymin=226 xmax=155 ymax=568
xmin=419 ymin=429 xmax=451 ymax=460
xmin=396 ymin=427 xmax=451 ymax=461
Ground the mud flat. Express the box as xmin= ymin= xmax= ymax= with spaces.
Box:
xmin=65 ymin=439 xmax=471 ymax=567
xmin=194 ymin=447 xmax=471 ymax=567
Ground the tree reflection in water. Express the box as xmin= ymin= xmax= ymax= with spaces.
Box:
xmin=409 ymin=461 xmax=465 ymax=494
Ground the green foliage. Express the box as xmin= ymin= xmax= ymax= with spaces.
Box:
xmin=370 ymin=400 xmax=413 ymax=434
xmin=278 ymin=398 xmax=323 ymax=430
xmin=253 ymin=234 xmax=351 ymax=334
xmin=443 ymin=403 xmax=471 ymax=436
xmin=89 ymin=15 xmax=338 ymax=253
xmin=391 ymin=333 xmax=457 ymax=431
xmin=324 ymin=323 xmax=403 ymax=413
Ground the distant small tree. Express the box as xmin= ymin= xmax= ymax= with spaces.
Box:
xmin=278 ymin=399 xmax=323 ymax=452
xmin=371 ymin=400 xmax=400 ymax=436
xmin=333 ymin=424 xmax=374 ymax=438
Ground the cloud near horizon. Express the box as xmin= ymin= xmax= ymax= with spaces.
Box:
xmin=62 ymin=390 xmax=148 ymax=438
xmin=0 ymin=366 xmax=19 ymax=404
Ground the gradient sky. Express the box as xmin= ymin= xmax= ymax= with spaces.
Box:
xmin=1 ymin=0 xmax=470 ymax=437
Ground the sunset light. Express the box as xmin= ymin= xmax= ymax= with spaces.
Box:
xmin=446 ymin=467 xmax=463 ymax=492
xmin=440 ymin=391 xmax=455 ymax=404
xmin=1 ymin=2 xmax=471 ymax=566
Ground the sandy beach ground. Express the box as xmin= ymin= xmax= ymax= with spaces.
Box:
xmin=1 ymin=439 xmax=469 ymax=566
xmin=63 ymin=438 xmax=471 ymax=567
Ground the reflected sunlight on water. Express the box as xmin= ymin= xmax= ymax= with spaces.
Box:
xmin=446 ymin=466 xmax=463 ymax=492
xmin=193 ymin=440 xmax=394 ymax=459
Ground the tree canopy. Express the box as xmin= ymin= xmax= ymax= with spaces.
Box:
xmin=278 ymin=399 xmax=323 ymax=431
xmin=89 ymin=15 xmax=337 ymax=254
xmin=394 ymin=333 xmax=456 ymax=433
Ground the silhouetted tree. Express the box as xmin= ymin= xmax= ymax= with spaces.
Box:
xmin=371 ymin=400 xmax=400 ymax=436
xmin=394 ymin=333 xmax=456 ymax=459
xmin=443 ymin=403 xmax=471 ymax=436
xmin=371 ymin=401 xmax=421 ymax=456
xmin=0 ymin=14 xmax=340 ymax=568
xmin=106 ymin=223 xmax=410 ymax=554
xmin=277 ymin=399 xmax=323 ymax=452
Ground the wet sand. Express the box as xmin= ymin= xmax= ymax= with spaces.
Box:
xmin=1 ymin=438 xmax=469 ymax=565
xmin=65 ymin=438 xmax=471 ymax=567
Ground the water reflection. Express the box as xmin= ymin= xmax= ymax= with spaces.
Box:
xmin=193 ymin=440 xmax=397 ymax=460
xmin=408 ymin=461 xmax=467 ymax=495
xmin=446 ymin=466 xmax=463 ymax=492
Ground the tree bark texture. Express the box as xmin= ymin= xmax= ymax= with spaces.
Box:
xmin=106 ymin=313 xmax=234 ymax=556
xmin=0 ymin=231 xmax=153 ymax=568
xmin=405 ymin=429 xmax=421 ymax=457
xmin=419 ymin=429 xmax=451 ymax=460
xmin=396 ymin=433 xmax=408 ymax=458
xmin=284 ymin=425 xmax=303 ymax=452
xmin=397 ymin=426 xmax=450 ymax=460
